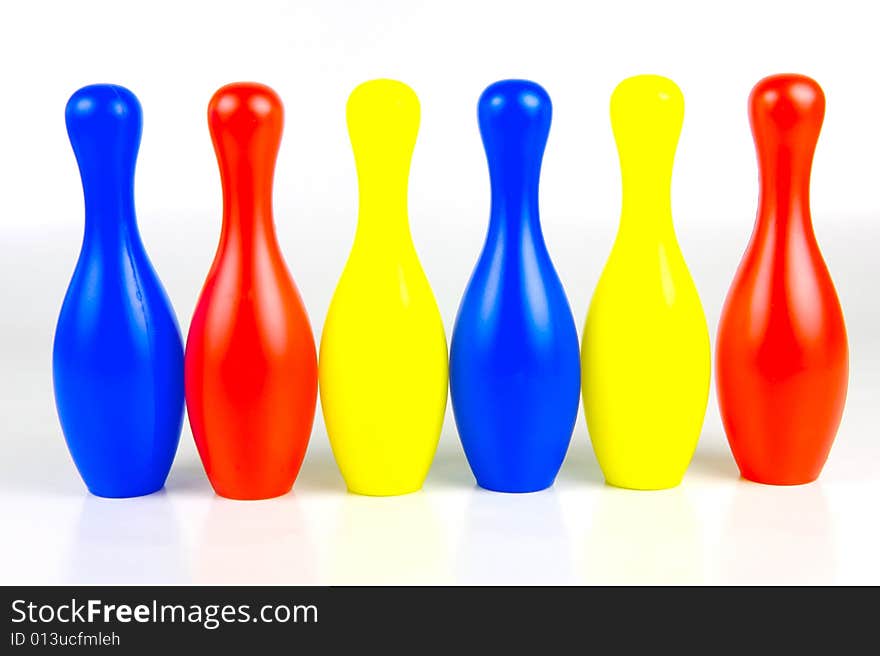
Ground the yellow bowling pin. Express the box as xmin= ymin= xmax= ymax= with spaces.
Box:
xmin=320 ymin=79 xmax=448 ymax=496
xmin=582 ymin=75 xmax=710 ymax=490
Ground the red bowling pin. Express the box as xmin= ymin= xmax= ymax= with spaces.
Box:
xmin=185 ymin=83 xmax=318 ymax=499
xmin=716 ymin=74 xmax=848 ymax=485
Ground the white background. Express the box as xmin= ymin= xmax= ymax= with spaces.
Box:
xmin=1 ymin=0 xmax=878 ymax=584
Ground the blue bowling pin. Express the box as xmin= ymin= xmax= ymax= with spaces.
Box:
xmin=53 ymin=85 xmax=184 ymax=498
xmin=450 ymin=80 xmax=581 ymax=493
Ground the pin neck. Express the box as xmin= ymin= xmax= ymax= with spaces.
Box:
xmin=216 ymin=149 xmax=279 ymax=254
xmin=357 ymin=173 xmax=408 ymax=214
xmin=756 ymin=146 xmax=814 ymax=235
xmin=488 ymin=194 xmax=541 ymax=240
xmin=618 ymin=171 xmax=674 ymax=237
xmin=757 ymin=191 xmax=812 ymax=237
xmin=353 ymin=213 xmax=412 ymax=250
xmin=491 ymin=143 xmax=539 ymax=198
xmin=81 ymin=174 xmax=139 ymax=246
xmin=484 ymin=172 xmax=546 ymax=261
xmin=83 ymin=184 xmax=136 ymax=221
xmin=485 ymin=140 xmax=543 ymax=237
xmin=352 ymin=171 xmax=412 ymax=247
xmin=222 ymin=188 xmax=274 ymax=228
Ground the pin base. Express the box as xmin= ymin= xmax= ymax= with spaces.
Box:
xmin=738 ymin=470 xmax=821 ymax=486
xmin=345 ymin=484 xmax=423 ymax=497
xmin=475 ymin=476 xmax=556 ymax=494
xmin=211 ymin=483 xmax=295 ymax=501
xmin=86 ymin=482 xmax=167 ymax=499
xmin=602 ymin=475 xmax=685 ymax=491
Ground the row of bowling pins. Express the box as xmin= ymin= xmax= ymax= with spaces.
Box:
xmin=53 ymin=74 xmax=849 ymax=499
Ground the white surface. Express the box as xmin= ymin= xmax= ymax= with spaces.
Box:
xmin=1 ymin=0 xmax=878 ymax=585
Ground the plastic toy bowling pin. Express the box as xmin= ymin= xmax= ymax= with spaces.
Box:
xmin=185 ymin=83 xmax=318 ymax=500
xmin=53 ymin=84 xmax=185 ymax=498
xmin=716 ymin=74 xmax=848 ymax=485
xmin=320 ymin=79 xmax=448 ymax=496
xmin=450 ymin=80 xmax=580 ymax=493
xmin=582 ymin=75 xmax=710 ymax=490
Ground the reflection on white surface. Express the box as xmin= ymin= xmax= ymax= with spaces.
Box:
xmin=328 ymin=492 xmax=449 ymax=584
xmin=1 ymin=452 xmax=877 ymax=584
xmin=65 ymin=491 xmax=186 ymax=584
xmin=193 ymin=494 xmax=317 ymax=585
xmin=582 ymin=486 xmax=702 ymax=584
xmin=457 ymin=487 xmax=572 ymax=584
xmin=718 ymin=482 xmax=835 ymax=584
